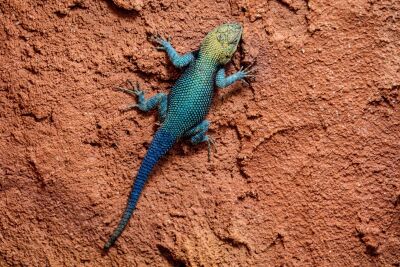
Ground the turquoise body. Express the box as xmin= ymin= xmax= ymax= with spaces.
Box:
xmin=163 ymin=57 xmax=217 ymax=137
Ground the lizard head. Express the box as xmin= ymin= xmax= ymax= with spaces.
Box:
xmin=201 ymin=23 xmax=243 ymax=64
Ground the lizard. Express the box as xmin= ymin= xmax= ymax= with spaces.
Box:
xmin=103 ymin=22 xmax=254 ymax=251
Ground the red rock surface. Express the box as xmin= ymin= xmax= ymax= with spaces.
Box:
xmin=1 ymin=0 xmax=399 ymax=266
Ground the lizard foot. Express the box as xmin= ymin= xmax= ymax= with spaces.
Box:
xmin=150 ymin=34 xmax=172 ymax=50
xmin=237 ymin=61 xmax=257 ymax=86
xmin=114 ymin=80 xmax=145 ymax=111
xmin=115 ymin=80 xmax=143 ymax=96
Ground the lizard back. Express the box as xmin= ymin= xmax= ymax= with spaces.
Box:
xmin=163 ymin=58 xmax=218 ymax=137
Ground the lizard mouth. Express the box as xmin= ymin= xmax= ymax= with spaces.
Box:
xmin=228 ymin=23 xmax=243 ymax=44
xmin=233 ymin=30 xmax=242 ymax=43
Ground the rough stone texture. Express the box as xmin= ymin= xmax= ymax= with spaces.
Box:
xmin=112 ymin=0 xmax=144 ymax=11
xmin=0 ymin=0 xmax=399 ymax=266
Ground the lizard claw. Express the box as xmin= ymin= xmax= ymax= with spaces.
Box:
xmin=237 ymin=61 xmax=257 ymax=85
xmin=114 ymin=80 xmax=145 ymax=111
xmin=206 ymin=136 xmax=216 ymax=162
xmin=120 ymin=103 xmax=138 ymax=112
xmin=150 ymin=34 xmax=171 ymax=50
xmin=240 ymin=61 xmax=257 ymax=77
xmin=115 ymin=80 xmax=143 ymax=96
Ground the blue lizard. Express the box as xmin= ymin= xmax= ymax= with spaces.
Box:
xmin=104 ymin=23 xmax=253 ymax=251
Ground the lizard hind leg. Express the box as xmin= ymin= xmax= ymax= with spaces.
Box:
xmin=116 ymin=80 xmax=168 ymax=122
xmin=184 ymin=120 xmax=215 ymax=161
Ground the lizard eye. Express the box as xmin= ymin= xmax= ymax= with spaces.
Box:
xmin=217 ymin=34 xmax=226 ymax=43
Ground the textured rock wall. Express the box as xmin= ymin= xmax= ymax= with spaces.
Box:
xmin=0 ymin=0 xmax=399 ymax=266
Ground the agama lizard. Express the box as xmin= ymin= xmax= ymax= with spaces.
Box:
xmin=104 ymin=23 xmax=254 ymax=251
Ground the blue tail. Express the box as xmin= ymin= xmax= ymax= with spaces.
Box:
xmin=103 ymin=128 xmax=176 ymax=251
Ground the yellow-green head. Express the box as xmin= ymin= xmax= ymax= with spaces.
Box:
xmin=200 ymin=23 xmax=243 ymax=65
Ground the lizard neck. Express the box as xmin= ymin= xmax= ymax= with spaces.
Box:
xmin=196 ymin=52 xmax=220 ymax=73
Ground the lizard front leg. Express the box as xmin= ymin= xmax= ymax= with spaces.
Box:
xmin=116 ymin=81 xmax=168 ymax=122
xmin=215 ymin=65 xmax=255 ymax=88
xmin=152 ymin=35 xmax=196 ymax=68
xmin=184 ymin=120 xmax=215 ymax=161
